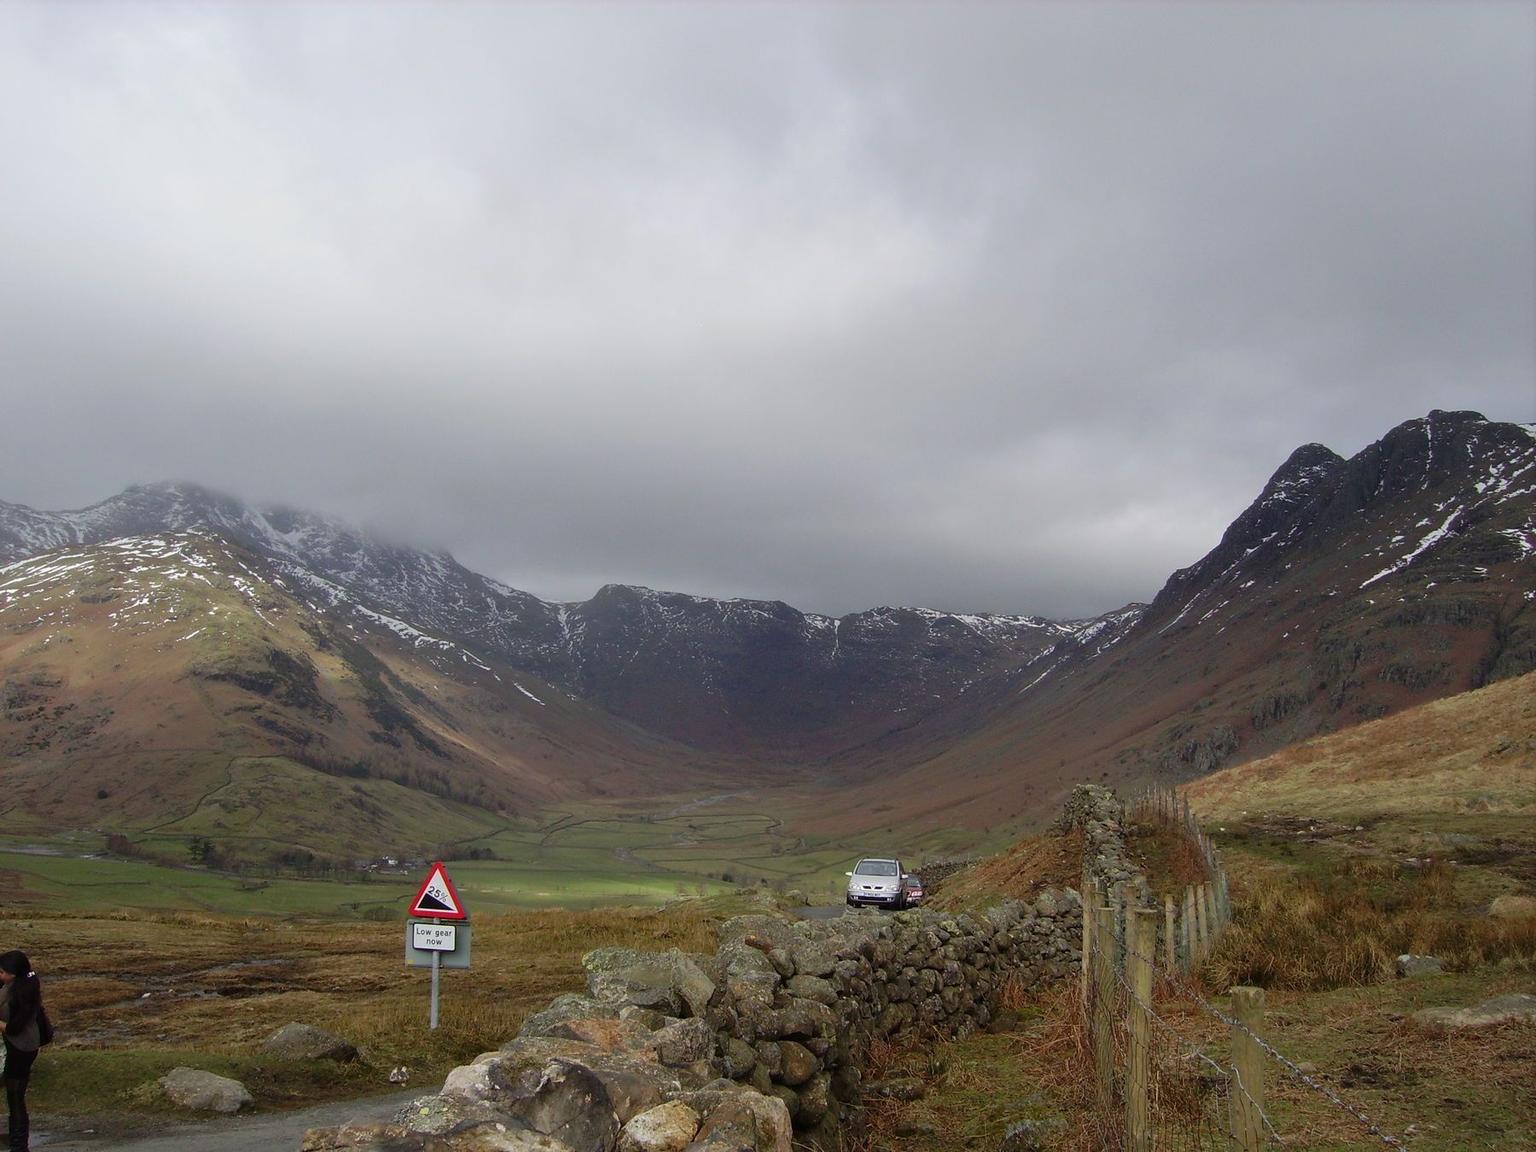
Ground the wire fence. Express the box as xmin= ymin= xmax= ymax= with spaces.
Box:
xmin=1073 ymin=787 xmax=1410 ymax=1150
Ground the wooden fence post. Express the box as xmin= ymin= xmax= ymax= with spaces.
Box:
xmin=1194 ymin=882 xmax=1208 ymax=962
xmin=1081 ymin=868 xmax=1095 ymax=1013
xmin=1163 ymin=893 xmax=1176 ymax=972
xmin=1181 ymin=886 xmax=1195 ymax=970
xmin=1125 ymin=909 xmax=1157 ymax=1151
xmin=1229 ymin=986 xmax=1266 ymax=1151
xmin=1204 ymin=882 xmax=1220 ymax=946
xmin=1093 ymin=905 xmax=1118 ymax=1107
xmin=1110 ymin=881 xmax=1124 ymax=954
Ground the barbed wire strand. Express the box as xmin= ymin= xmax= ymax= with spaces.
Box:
xmin=1119 ymin=942 xmax=1408 ymax=1150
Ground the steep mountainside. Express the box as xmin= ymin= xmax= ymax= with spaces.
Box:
xmin=0 ymin=532 xmax=719 ymax=853
xmin=809 ymin=410 xmax=1535 ymax=835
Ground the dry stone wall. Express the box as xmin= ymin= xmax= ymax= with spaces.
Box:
xmin=914 ymin=857 xmax=978 ymax=888
xmin=1060 ymin=783 xmax=1150 ymax=908
xmin=303 ymin=806 xmax=1115 ymax=1152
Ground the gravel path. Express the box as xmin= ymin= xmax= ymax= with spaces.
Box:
xmin=35 ymin=1089 xmax=421 ymax=1152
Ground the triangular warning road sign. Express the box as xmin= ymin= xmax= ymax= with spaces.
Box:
xmin=408 ymin=862 xmax=467 ymax=920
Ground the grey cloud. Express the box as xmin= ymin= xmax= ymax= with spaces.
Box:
xmin=1 ymin=2 xmax=1531 ymax=617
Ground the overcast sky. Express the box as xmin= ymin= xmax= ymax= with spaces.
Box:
xmin=1 ymin=3 xmax=1532 ymax=618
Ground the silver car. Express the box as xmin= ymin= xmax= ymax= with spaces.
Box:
xmin=846 ymin=857 xmax=905 ymax=909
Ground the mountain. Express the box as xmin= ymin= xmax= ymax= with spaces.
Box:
xmin=0 ymin=484 xmax=1091 ymax=757
xmin=2 ymin=409 xmax=1532 ymax=849
xmin=0 ymin=531 xmax=724 ymax=857
xmin=811 ymin=409 xmax=1535 ymax=834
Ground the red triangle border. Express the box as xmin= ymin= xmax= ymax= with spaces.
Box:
xmin=408 ymin=861 xmax=468 ymax=920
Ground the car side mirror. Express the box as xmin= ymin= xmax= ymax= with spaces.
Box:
xmin=845 ymin=871 xmax=853 ymax=877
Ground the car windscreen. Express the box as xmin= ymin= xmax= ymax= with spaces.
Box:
xmin=855 ymin=861 xmax=898 ymax=876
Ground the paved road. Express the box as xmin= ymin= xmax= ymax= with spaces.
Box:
xmin=36 ymin=1090 xmax=421 ymax=1152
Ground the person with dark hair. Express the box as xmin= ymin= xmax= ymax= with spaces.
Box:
xmin=0 ymin=951 xmax=41 ymax=1152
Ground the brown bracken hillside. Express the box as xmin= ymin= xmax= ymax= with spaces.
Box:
xmin=1185 ymin=669 xmax=1536 ymax=820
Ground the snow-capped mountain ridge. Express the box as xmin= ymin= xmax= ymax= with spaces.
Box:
xmin=4 ymin=409 xmax=1531 ymax=766
xmin=1 ymin=487 xmax=1106 ymax=754
xmin=1146 ymin=410 xmax=1536 ymax=634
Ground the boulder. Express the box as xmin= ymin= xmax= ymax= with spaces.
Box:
xmin=396 ymin=1091 xmax=513 ymax=1137
xmin=644 ymin=1018 xmax=716 ymax=1067
xmin=792 ymin=1073 xmax=833 ymax=1126
xmin=263 ymin=1022 xmax=359 ymax=1062
xmin=444 ymin=1045 xmax=676 ymax=1128
xmin=766 ymin=1084 xmax=800 ymax=1122
xmin=752 ymin=1041 xmax=782 ymax=1080
xmin=1413 ymin=993 xmax=1536 ymax=1030
xmin=687 ymin=1092 xmax=792 ymax=1152
xmin=776 ymin=1042 xmax=818 ymax=1087
xmin=763 ymin=998 xmax=837 ymax=1042
xmin=717 ymin=1039 xmax=754 ymax=1081
xmin=585 ymin=949 xmax=716 ymax=1019
xmin=717 ymin=942 xmax=781 ymax=1007
xmin=1489 ymin=894 xmax=1536 ymax=919
xmin=520 ymin=995 xmax=622 ymax=1039
xmin=748 ymin=1063 xmax=774 ymax=1096
xmin=620 ymin=1006 xmax=670 ymax=1031
xmin=1394 ymin=955 xmax=1443 ymax=979
xmin=314 ymin=1115 xmax=572 ymax=1150
xmin=159 ymin=1067 xmax=253 ymax=1114
xmin=783 ymin=974 xmax=836 ymax=1006
xmin=619 ymin=1100 xmax=701 ymax=1152
xmin=507 ymin=1059 xmax=622 ymax=1152
xmin=301 ymin=1123 xmax=422 ymax=1151
xmin=547 ymin=1017 xmax=656 ymax=1051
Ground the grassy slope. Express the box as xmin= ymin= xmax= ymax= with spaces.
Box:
xmin=1186 ymin=668 xmax=1536 ymax=820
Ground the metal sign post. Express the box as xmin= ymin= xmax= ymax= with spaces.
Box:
xmin=405 ymin=862 xmax=470 ymax=1030
xmin=430 ymin=920 xmax=441 ymax=1030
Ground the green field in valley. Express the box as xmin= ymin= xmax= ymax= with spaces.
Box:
xmin=1 ymin=788 xmax=1006 ymax=918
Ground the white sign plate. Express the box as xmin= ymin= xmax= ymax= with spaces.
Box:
xmin=405 ymin=919 xmax=471 ymax=968
xmin=412 ymin=923 xmax=457 ymax=952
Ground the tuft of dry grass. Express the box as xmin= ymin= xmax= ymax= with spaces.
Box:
xmin=1125 ymin=822 xmax=1209 ymax=898
xmin=1208 ymin=858 xmax=1536 ymax=991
